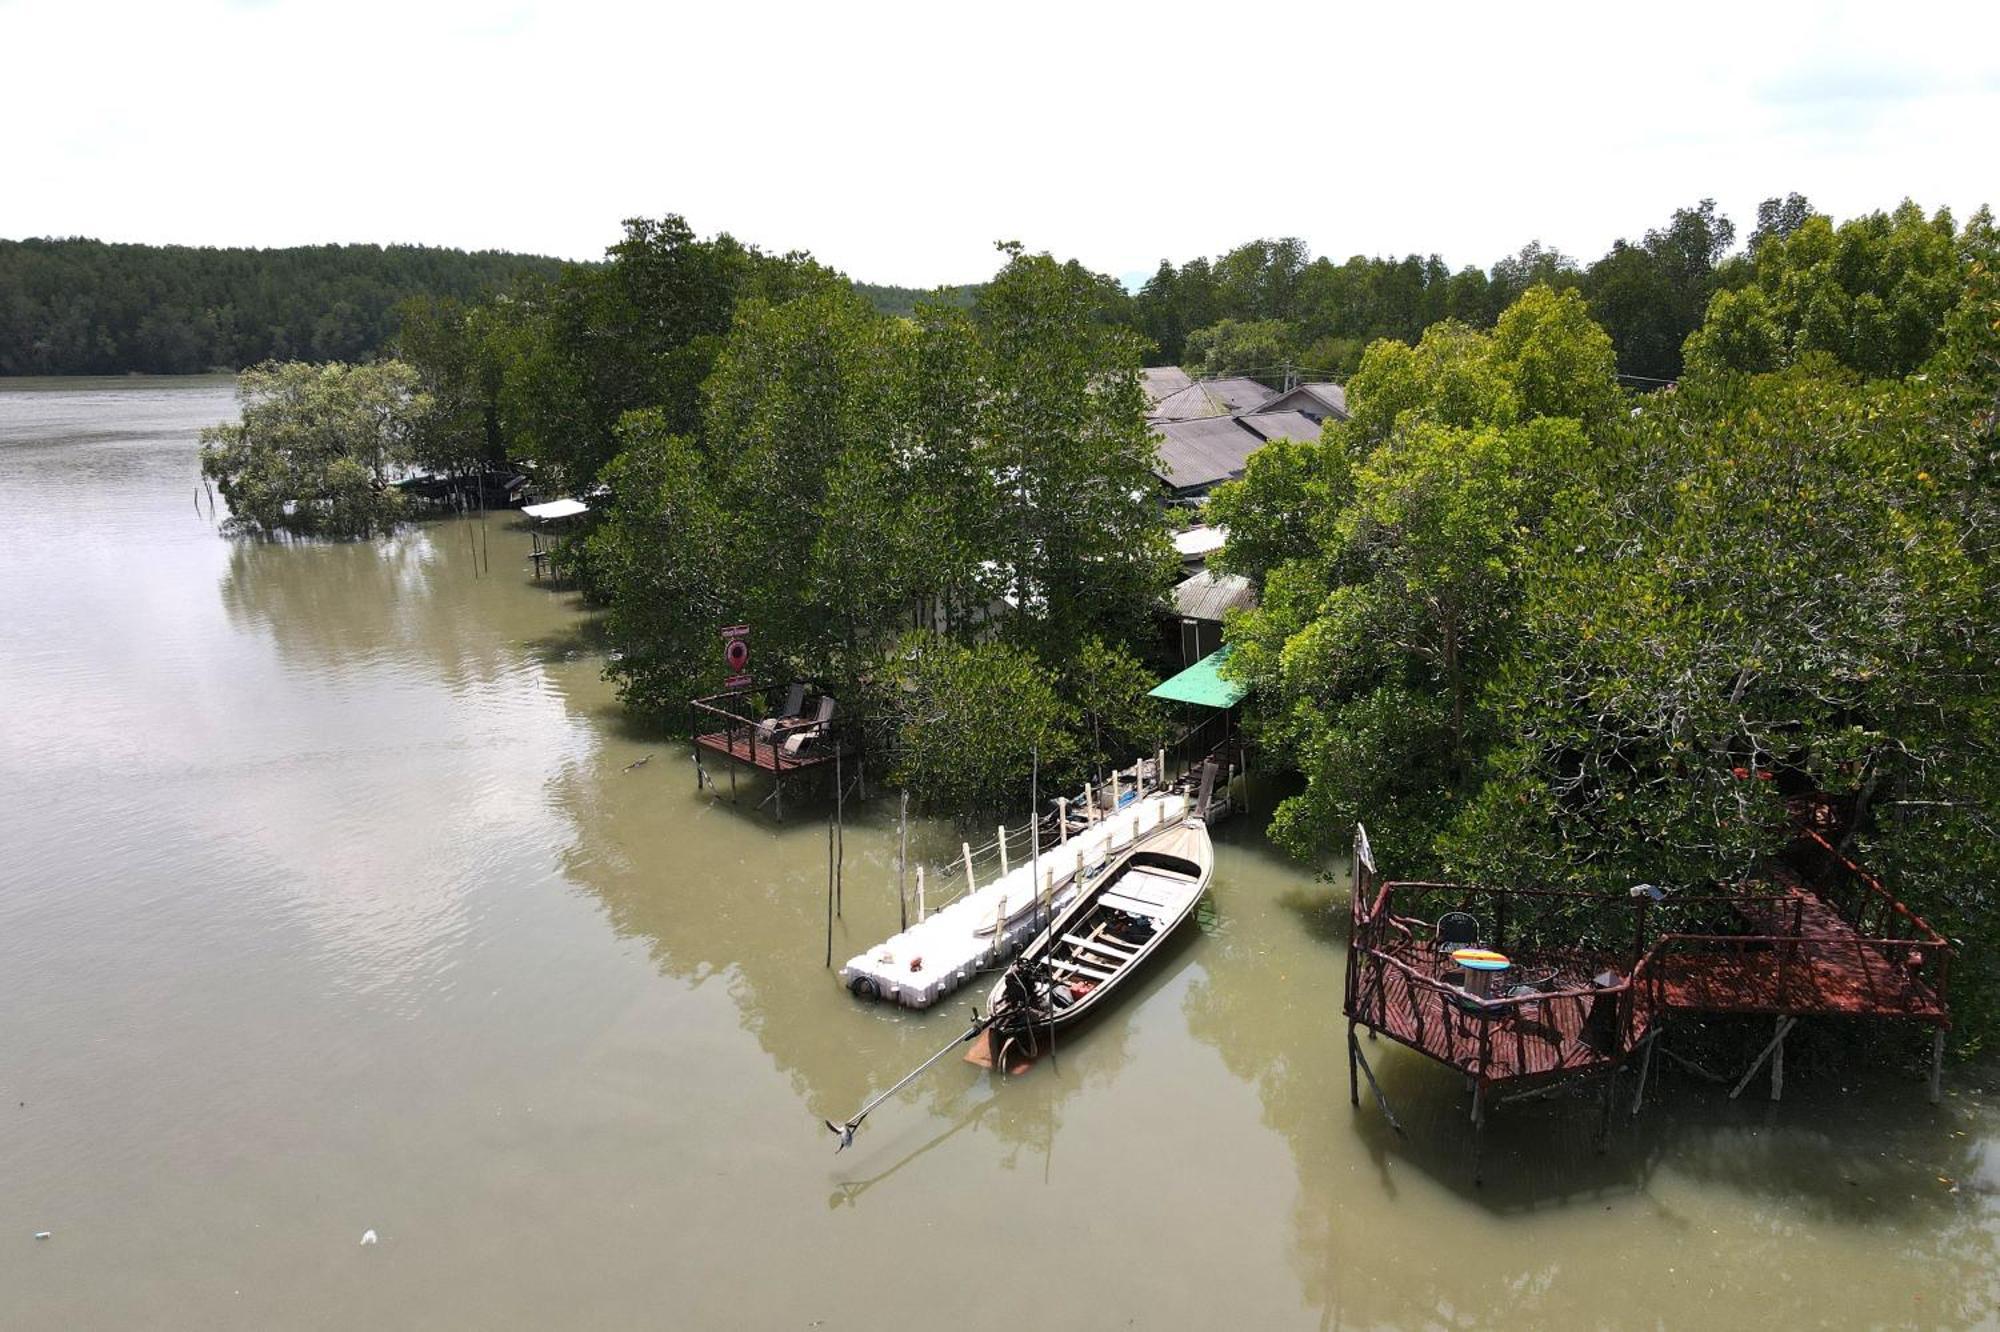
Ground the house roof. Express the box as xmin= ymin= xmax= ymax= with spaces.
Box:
xmin=1238 ymin=410 xmax=1323 ymax=443
xmin=1171 ymin=569 xmax=1258 ymax=623
xmin=1149 ymin=647 xmax=1249 ymax=709
xmin=1152 ymin=416 xmax=1263 ymax=493
xmin=522 ymin=497 xmax=589 ymax=521
xmin=1140 ymin=366 xmax=1194 ymax=404
xmin=1148 ymin=381 xmax=1227 ymax=422
xmin=1147 ymin=376 xmax=1276 ymax=422
xmin=1256 ymin=382 xmax=1349 ymax=420
xmin=1172 ymin=525 xmax=1228 ymax=560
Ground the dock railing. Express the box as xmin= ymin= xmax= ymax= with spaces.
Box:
xmin=689 ymin=682 xmax=853 ymax=776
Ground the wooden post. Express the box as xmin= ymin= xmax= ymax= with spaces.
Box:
xmin=1350 ymin=1031 xmax=1403 ymax=1135
xmin=1729 ymin=1017 xmax=1796 ymax=1100
xmin=962 ymin=841 xmax=975 ymax=889
xmin=1770 ymin=1016 xmax=1785 ymax=1101
xmin=1107 ymin=769 xmax=1118 ymax=814
xmin=897 ymin=791 xmax=909 ymax=933
xmin=1057 ymin=797 xmax=1069 ymax=843
xmin=998 ymin=824 xmax=1009 ymax=878
xmin=1929 ymin=1028 xmax=1945 ymax=1104
xmin=1631 ymin=1027 xmax=1659 ymax=1116
xmin=1471 ymin=1083 xmax=1486 ymax=1186
xmin=916 ymin=866 xmax=927 ymax=923
xmin=1081 ymin=781 xmax=1095 ymax=821
xmin=1347 ymin=1021 xmax=1360 ymax=1107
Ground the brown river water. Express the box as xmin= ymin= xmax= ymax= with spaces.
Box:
xmin=0 ymin=375 xmax=1996 ymax=1329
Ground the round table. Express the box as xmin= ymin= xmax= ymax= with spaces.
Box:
xmin=1451 ymin=948 xmax=1512 ymax=998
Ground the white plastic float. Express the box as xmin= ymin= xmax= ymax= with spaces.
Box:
xmin=840 ymin=790 xmax=1190 ymax=1009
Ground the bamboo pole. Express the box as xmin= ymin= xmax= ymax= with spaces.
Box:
xmin=998 ymin=824 xmax=1009 ymax=878
xmin=916 ymin=866 xmax=927 ymax=923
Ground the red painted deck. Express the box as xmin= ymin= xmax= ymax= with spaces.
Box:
xmin=694 ymin=728 xmax=851 ymax=774
xmin=1347 ymin=939 xmax=1623 ymax=1089
xmin=1344 ymin=833 xmax=1950 ymax=1095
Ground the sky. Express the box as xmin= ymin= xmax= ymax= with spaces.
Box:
xmin=6 ymin=0 xmax=1999 ymax=288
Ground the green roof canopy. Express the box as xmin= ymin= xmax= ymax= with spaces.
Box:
xmin=1149 ymin=647 xmax=1248 ymax=709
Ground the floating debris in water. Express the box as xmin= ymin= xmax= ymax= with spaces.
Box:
xmin=624 ymin=754 xmax=654 ymax=771
xmin=34 ymin=1232 xmax=51 ymax=1241
xmin=360 ymin=1229 xmax=378 ymax=1246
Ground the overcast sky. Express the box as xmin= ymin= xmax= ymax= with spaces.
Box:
xmin=6 ymin=0 xmax=1998 ymax=287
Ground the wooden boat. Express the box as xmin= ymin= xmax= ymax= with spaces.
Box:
xmin=971 ymin=811 xmax=1214 ymax=1071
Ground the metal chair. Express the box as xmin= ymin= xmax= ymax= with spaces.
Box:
xmin=1435 ymin=911 xmax=1480 ymax=952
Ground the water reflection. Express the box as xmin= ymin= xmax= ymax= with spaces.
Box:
xmin=540 ymin=754 xmax=1162 ymax=1162
xmin=1179 ymin=814 xmax=2000 ymax=1327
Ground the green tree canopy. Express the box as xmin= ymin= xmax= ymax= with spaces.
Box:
xmin=198 ymin=360 xmax=430 ymax=538
xmin=1684 ymin=200 xmax=1983 ymax=379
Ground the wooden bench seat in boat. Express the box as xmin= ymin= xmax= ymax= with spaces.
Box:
xmin=1064 ymin=931 xmax=1136 ymax=956
xmin=1051 ymin=957 xmax=1118 ymax=982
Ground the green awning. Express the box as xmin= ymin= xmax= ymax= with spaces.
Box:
xmin=1149 ymin=648 xmax=1248 ymax=709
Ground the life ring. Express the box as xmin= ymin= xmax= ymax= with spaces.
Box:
xmin=848 ymin=975 xmax=882 ymax=1003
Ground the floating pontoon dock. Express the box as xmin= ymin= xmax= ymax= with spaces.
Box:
xmin=842 ymin=789 xmax=1192 ymax=1009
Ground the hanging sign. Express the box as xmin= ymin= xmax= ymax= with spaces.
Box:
xmin=721 ymin=625 xmax=751 ymax=688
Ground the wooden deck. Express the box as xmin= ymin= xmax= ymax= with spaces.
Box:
xmin=1344 ymin=832 xmax=1951 ymax=1099
xmin=693 ymin=728 xmax=851 ymax=775
xmin=1347 ymin=938 xmax=1624 ymax=1089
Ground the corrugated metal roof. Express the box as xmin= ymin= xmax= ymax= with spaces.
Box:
xmin=1141 ymin=366 xmax=1194 ymax=404
xmin=1148 ymin=381 xmax=1227 ymax=422
xmin=1257 ymin=382 xmax=1349 ymax=420
xmin=1171 ymin=570 xmax=1258 ymax=622
xmin=1149 ymin=647 xmax=1250 ymax=709
xmin=1173 ymin=525 xmax=1228 ymax=559
xmin=1206 ymin=377 xmax=1279 ymax=414
xmin=522 ymin=498 xmax=589 ymax=520
xmin=1152 ymin=417 xmax=1262 ymax=493
xmin=1238 ymin=410 xmax=1323 ymax=443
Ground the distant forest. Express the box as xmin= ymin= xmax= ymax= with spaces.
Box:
xmin=0 ymin=239 xmax=568 ymax=375
xmin=0 ymin=196 xmax=1948 ymax=387
xmin=851 ymin=281 xmax=979 ymax=317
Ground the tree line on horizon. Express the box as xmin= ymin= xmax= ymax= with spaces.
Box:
xmin=0 ymin=238 xmax=570 ymax=376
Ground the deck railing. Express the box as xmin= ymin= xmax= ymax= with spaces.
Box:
xmin=688 ymin=682 xmax=850 ymax=775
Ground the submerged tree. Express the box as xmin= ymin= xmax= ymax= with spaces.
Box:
xmin=199 ymin=360 xmax=430 ymax=538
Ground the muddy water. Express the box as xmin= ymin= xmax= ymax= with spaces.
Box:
xmin=0 ymin=376 xmax=1995 ymax=1329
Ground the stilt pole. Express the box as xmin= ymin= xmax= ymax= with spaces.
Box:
xmin=1471 ymin=1083 xmax=1486 ymax=1186
xmin=1728 ymin=1017 xmax=1797 ymax=1101
xmin=1350 ymin=1033 xmax=1403 ymax=1136
xmin=1769 ymin=1016 xmax=1785 ymax=1102
xmin=824 ymin=815 xmax=835 ymax=969
xmin=1347 ymin=1021 xmax=1360 ymax=1107
xmin=897 ymin=791 xmax=909 ymax=933
xmin=1631 ymin=1027 xmax=1660 ymax=1116
xmin=1929 ymin=1028 xmax=1946 ymax=1105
